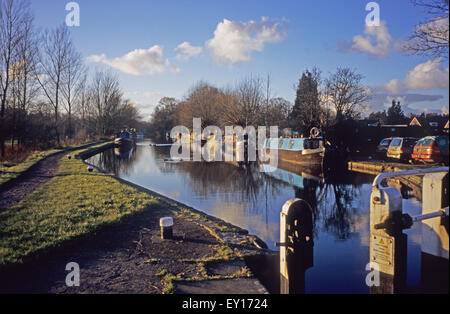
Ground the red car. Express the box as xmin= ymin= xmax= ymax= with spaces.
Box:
xmin=412 ymin=136 xmax=449 ymax=165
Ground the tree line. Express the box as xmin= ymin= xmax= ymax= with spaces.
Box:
xmin=149 ymin=0 xmax=449 ymax=145
xmin=149 ymin=67 xmax=372 ymax=141
xmin=0 ymin=0 xmax=140 ymax=160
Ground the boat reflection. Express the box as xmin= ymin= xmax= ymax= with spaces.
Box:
xmin=93 ymin=145 xmax=139 ymax=176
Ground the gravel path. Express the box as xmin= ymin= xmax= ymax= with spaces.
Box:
xmin=0 ymin=152 xmax=66 ymax=212
xmin=0 ymin=204 xmax=267 ymax=294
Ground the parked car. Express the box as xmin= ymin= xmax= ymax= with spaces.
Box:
xmin=387 ymin=137 xmax=419 ymax=162
xmin=412 ymin=136 xmax=449 ymax=165
xmin=376 ymin=138 xmax=393 ymax=160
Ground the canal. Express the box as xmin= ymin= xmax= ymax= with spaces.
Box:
xmin=87 ymin=141 xmax=425 ymax=294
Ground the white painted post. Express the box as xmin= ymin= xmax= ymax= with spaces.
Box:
xmin=422 ymin=172 xmax=449 ymax=259
xmin=370 ymin=186 xmax=405 ymax=294
xmin=279 ymin=198 xmax=314 ymax=294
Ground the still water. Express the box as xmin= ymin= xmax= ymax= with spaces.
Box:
xmin=87 ymin=141 xmax=425 ymax=294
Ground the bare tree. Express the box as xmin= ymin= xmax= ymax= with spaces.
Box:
xmin=0 ymin=0 xmax=31 ymax=157
xmin=223 ymin=75 xmax=264 ymax=127
xmin=89 ymin=69 xmax=123 ymax=135
xmin=74 ymin=73 xmax=90 ymax=135
xmin=12 ymin=10 xmax=39 ymax=146
xmin=36 ymin=24 xmax=74 ymax=144
xmin=150 ymin=97 xmax=178 ymax=140
xmin=178 ymin=82 xmax=222 ymax=128
xmin=61 ymin=45 xmax=85 ymax=138
xmin=404 ymin=0 xmax=449 ymax=58
xmin=324 ymin=68 xmax=370 ymax=122
xmin=266 ymin=97 xmax=292 ymax=128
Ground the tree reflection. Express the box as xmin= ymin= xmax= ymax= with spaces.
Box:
xmin=91 ymin=145 xmax=367 ymax=242
xmin=90 ymin=145 xmax=139 ymax=176
xmin=316 ymin=183 xmax=363 ymax=240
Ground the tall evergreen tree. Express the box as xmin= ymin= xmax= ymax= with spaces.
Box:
xmin=386 ymin=100 xmax=406 ymax=125
xmin=290 ymin=70 xmax=321 ymax=135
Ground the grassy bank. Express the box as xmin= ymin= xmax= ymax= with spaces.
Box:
xmin=0 ymin=149 xmax=62 ymax=186
xmin=0 ymin=143 xmax=254 ymax=268
xmin=0 ymin=141 xmax=104 ymax=187
xmin=0 ymin=142 xmax=158 ymax=266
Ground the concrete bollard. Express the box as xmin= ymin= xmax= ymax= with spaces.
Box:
xmin=160 ymin=217 xmax=174 ymax=240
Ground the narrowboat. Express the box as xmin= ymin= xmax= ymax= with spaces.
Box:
xmin=263 ymin=137 xmax=326 ymax=166
xmin=114 ymin=130 xmax=134 ymax=147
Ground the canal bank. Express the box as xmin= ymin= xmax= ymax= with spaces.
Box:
xmin=0 ymin=142 xmax=270 ymax=294
xmin=348 ymin=160 xmax=446 ymax=200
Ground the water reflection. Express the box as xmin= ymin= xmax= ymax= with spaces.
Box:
xmin=89 ymin=143 xmax=370 ymax=243
xmin=86 ymin=141 xmax=424 ymax=293
xmin=95 ymin=145 xmax=139 ymax=176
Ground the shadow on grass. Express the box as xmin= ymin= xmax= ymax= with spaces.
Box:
xmin=0 ymin=202 xmax=173 ymax=293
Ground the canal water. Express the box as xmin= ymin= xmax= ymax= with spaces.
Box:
xmin=87 ymin=141 xmax=425 ymax=294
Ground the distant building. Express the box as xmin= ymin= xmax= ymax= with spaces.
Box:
xmin=410 ymin=117 xmax=422 ymax=127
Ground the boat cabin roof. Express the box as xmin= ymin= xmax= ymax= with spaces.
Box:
xmin=264 ymin=137 xmax=322 ymax=151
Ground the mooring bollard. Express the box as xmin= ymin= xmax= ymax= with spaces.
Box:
xmin=277 ymin=198 xmax=314 ymax=295
xmin=160 ymin=217 xmax=174 ymax=240
xmin=87 ymin=165 xmax=94 ymax=172
xmin=68 ymin=154 xmax=72 ymax=160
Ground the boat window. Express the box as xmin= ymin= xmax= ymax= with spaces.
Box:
xmin=289 ymin=140 xmax=295 ymax=149
xmin=305 ymin=139 xmax=320 ymax=150
xmin=271 ymin=139 xmax=277 ymax=148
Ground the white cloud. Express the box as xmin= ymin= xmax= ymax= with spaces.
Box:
xmin=123 ymin=90 xmax=166 ymax=118
xmin=87 ymin=46 xmax=180 ymax=75
xmin=384 ymin=79 xmax=405 ymax=94
xmin=404 ymin=58 xmax=449 ymax=90
xmin=206 ymin=17 xmax=288 ymax=65
xmin=366 ymin=92 xmax=445 ymax=115
xmin=175 ymin=42 xmax=203 ymax=60
xmin=349 ymin=21 xmax=393 ymax=57
xmin=383 ymin=58 xmax=449 ymax=93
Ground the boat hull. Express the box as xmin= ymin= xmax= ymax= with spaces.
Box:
xmin=265 ymin=149 xmax=325 ymax=166
xmin=115 ymin=138 xmax=134 ymax=147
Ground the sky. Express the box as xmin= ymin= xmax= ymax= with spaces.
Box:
xmin=30 ymin=0 xmax=449 ymax=120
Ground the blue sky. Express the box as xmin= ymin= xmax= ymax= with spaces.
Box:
xmin=31 ymin=0 xmax=449 ymax=119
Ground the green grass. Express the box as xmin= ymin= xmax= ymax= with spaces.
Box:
xmin=0 ymin=149 xmax=62 ymax=186
xmin=0 ymin=141 xmax=104 ymax=187
xmin=0 ymin=143 xmax=157 ymax=266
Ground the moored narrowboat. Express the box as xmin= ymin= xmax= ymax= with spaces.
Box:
xmin=115 ymin=130 xmax=134 ymax=147
xmin=264 ymin=137 xmax=326 ymax=166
